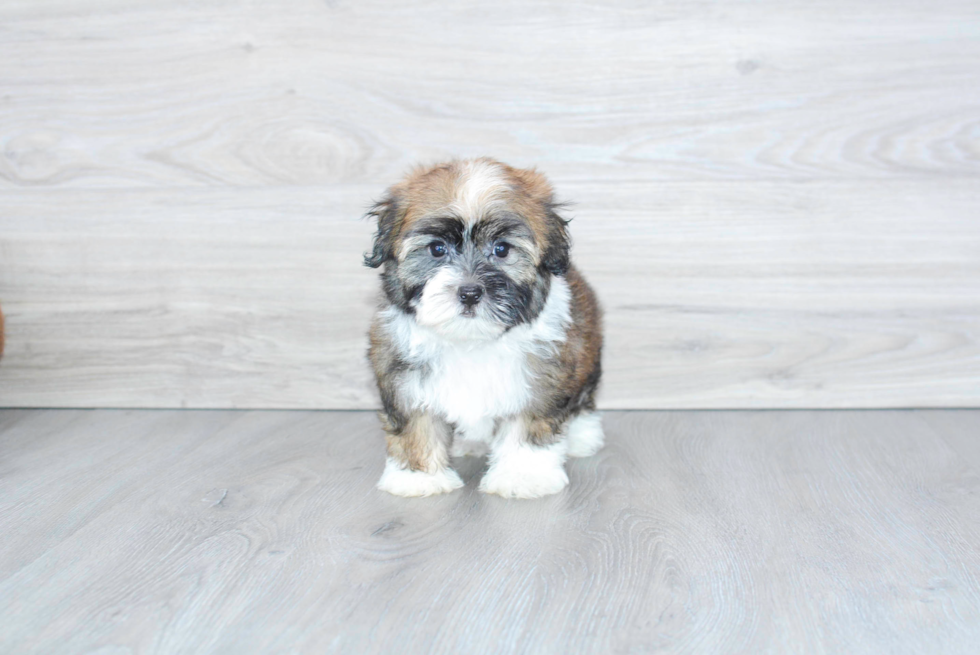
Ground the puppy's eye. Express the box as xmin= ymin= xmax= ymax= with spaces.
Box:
xmin=493 ymin=243 xmax=511 ymax=258
xmin=428 ymin=241 xmax=448 ymax=258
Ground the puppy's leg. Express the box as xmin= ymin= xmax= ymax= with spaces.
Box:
xmin=479 ymin=416 xmax=568 ymax=499
xmin=565 ymin=411 xmax=604 ymax=458
xmin=377 ymin=412 xmax=463 ymax=497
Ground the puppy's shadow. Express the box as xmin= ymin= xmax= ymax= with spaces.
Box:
xmin=451 ymin=454 xmax=488 ymax=486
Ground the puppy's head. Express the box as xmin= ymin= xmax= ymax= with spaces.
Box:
xmin=365 ymin=158 xmax=569 ymax=341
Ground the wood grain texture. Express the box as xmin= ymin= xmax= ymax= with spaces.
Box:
xmin=1 ymin=409 xmax=979 ymax=653
xmin=0 ymin=181 xmax=978 ymax=408
xmin=0 ymin=0 xmax=978 ymax=187
xmin=0 ymin=0 xmax=979 ymax=408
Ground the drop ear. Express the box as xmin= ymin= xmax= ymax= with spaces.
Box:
xmin=511 ymin=166 xmax=570 ymax=276
xmin=541 ymin=204 xmax=571 ymax=276
xmin=363 ymin=192 xmax=402 ymax=268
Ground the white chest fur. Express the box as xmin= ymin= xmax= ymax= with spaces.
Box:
xmin=381 ymin=277 xmax=572 ymax=429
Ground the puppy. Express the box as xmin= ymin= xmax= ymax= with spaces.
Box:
xmin=364 ymin=158 xmax=603 ymax=498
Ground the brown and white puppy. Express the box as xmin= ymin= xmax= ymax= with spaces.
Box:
xmin=365 ymin=158 xmax=603 ymax=499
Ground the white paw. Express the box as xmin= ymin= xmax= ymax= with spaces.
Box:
xmin=377 ymin=458 xmax=464 ymax=497
xmin=565 ymin=412 xmax=605 ymax=458
xmin=479 ymin=444 xmax=568 ymax=499
xmin=450 ymin=438 xmax=490 ymax=458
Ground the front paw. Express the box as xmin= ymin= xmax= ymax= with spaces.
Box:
xmin=479 ymin=446 xmax=568 ymax=499
xmin=377 ymin=459 xmax=464 ymax=497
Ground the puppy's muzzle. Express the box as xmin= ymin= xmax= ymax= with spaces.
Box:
xmin=458 ymin=285 xmax=484 ymax=308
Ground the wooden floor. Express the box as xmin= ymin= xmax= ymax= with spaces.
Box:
xmin=2 ymin=409 xmax=979 ymax=653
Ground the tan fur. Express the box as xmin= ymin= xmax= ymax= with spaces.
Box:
xmin=524 ymin=415 xmax=563 ymax=448
xmin=386 ymin=158 xmax=561 ymax=271
xmin=384 ymin=412 xmax=452 ymax=473
xmin=556 ymin=266 xmax=603 ymax=406
xmin=524 ymin=265 xmax=603 ymax=446
xmin=370 ymin=316 xmax=455 ymax=473
xmin=367 ymin=158 xmax=603 ymax=488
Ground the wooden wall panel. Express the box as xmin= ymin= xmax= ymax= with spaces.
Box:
xmin=0 ymin=0 xmax=978 ymax=408
xmin=1 ymin=180 xmax=977 ymax=408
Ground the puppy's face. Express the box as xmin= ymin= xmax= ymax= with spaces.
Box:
xmin=366 ymin=158 xmax=569 ymax=341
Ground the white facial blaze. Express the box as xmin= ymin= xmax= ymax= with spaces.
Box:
xmin=451 ymin=160 xmax=509 ymax=223
xmin=414 ymin=267 xmax=464 ymax=329
xmin=414 ymin=267 xmax=505 ymax=341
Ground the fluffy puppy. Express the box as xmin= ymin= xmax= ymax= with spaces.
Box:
xmin=365 ymin=158 xmax=603 ymax=499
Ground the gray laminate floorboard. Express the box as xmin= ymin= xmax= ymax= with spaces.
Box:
xmin=1 ymin=409 xmax=978 ymax=654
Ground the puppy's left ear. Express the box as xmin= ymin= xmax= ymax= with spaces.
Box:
xmin=363 ymin=190 xmax=403 ymax=268
xmin=542 ymin=203 xmax=571 ymax=276
xmin=511 ymin=165 xmax=571 ymax=276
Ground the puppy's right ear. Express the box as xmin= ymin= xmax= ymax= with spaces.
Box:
xmin=364 ymin=191 xmax=402 ymax=268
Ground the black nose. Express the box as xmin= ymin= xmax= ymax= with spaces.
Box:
xmin=458 ymin=285 xmax=484 ymax=307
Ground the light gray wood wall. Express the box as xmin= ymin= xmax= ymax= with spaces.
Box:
xmin=1 ymin=0 xmax=978 ymax=408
